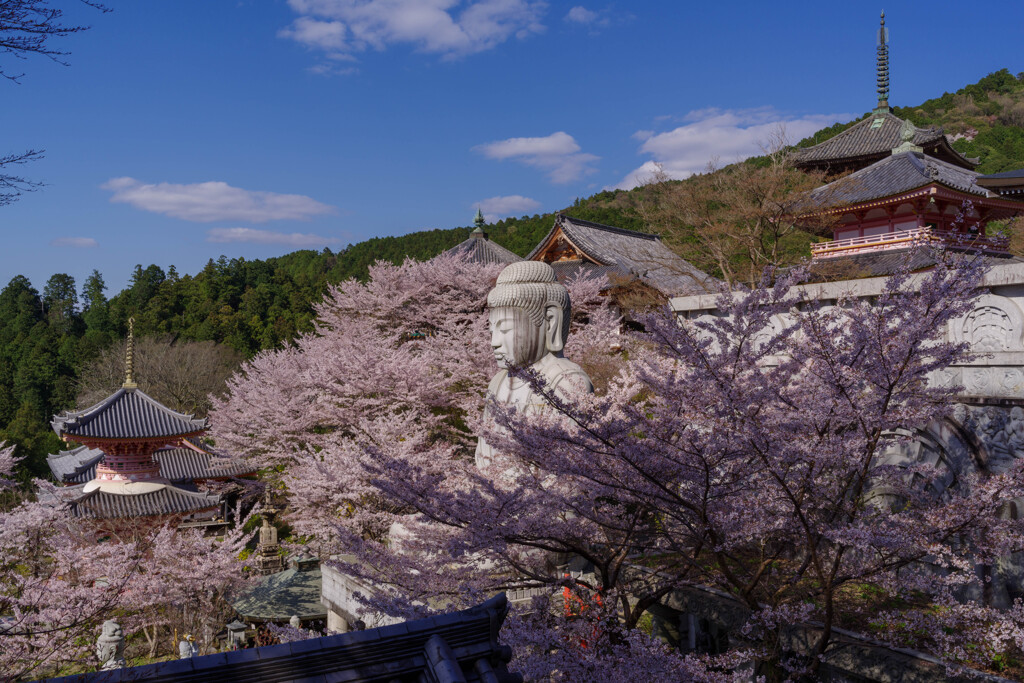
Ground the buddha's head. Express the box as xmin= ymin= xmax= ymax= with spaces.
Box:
xmin=486 ymin=262 xmax=571 ymax=368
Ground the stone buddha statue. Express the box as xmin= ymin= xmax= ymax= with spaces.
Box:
xmin=475 ymin=261 xmax=593 ymax=469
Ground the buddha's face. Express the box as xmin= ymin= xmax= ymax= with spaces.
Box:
xmin=489 ymin=307 xmax=546 ymax=368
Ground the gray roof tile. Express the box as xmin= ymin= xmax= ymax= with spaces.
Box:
xmin=441 ymin=230 xmax=522 ymax=265
xmin=530 ymin=215 xmax=714 ymax=297
xmin=792 ymin=112 xmax=973 ymax=169
xmin=52 ymin=388 xmax=208 ymax=441
xmin=807 ymin=152 xmax=1003 ymax=209
xmin=231 ymin=563 xmax=326 ymax=622
xmin=47 ymin=446 xmax=254 ymax=485
xmin=60 ymin=484 xmax=221 ymax=519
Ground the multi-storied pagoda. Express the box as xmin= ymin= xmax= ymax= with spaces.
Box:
xmin=48 ymin=325 xmax=246 ymax=522
xmin=794 ymin=12 xmax=1024 ymax=268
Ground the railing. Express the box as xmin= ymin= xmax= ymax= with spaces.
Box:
xmin=811 ymin=226 xmax=1009 ymax=259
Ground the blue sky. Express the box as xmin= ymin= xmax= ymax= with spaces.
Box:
xmin=3 ymin=0 xmax=1023 ymax=292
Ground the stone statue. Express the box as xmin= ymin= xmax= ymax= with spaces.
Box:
xmin=476 ymin=261 xmax=593 ymax=468
xmin=178 ymin=634 xmax=198 ymax=658
xmin=289 ymin=615 xmax=301 ymax=629
xmin=95 ymin=620 xmax=126 ymax=670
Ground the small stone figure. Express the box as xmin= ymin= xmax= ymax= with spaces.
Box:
xmin=178 ymin=633 xmax=198 ymax=658
xmin=95 ymin=620 xmax=126 ymax=670
xmin=289 ymin=615 xmax=301 ymax=629
xmin=226 ymin=619 xmax=248 ymax=649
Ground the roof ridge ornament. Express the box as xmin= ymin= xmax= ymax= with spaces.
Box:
xmin=892 ymin=117 xmax=923 ymax=155
xmin=123 ymin=317 xmax=138 ymax=390
xmin=875 ymin=10 xmax=891 ymax=113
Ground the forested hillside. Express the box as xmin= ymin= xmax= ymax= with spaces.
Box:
xmin=2 ymin=69 xmax=1023 ymax=478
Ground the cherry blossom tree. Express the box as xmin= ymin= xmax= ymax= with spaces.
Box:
xmin=466 ymin=257 xmax=1024 ymax=679
xmin=212 ymin=252 xmax=1024 ymax=680
xmin=0 ymin=443 xmax=254 ymax=679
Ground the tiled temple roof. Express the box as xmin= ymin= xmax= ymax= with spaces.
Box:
xmin=806 ymin=152 xmax=1005 ymax=210
xmin=59 ymin=484 xmax=221 ymax=519
xmin=51 ymin=388 xmax=208 ymax=441
xmin=442 ymin=228 xmax=522 ymax=265
xmin=529 ymin=214 xmax=713 ymax=296
xmin=806 ymin=245 xmax=1024 ymax=281
xmin=46 ymin=445 xmax=253 ymax=485
xmin=46 ymin=446 xmax=104 ymax=484
xmin=40 ymin=594 xmax=521 ymax=683
xmin=792 ymin=111 xmax=976 ymax=171
xmin=977 ymin=167 xmax=1024 ymax=197
xmin=230 ymin=556 xmax=326 ymax=623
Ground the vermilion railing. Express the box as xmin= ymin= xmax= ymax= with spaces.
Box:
xmin=811 ymin=227 xmax=1009 ymax=259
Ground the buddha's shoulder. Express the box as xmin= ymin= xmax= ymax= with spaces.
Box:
xmin=541 ymin=356 xmax=593 ymax=394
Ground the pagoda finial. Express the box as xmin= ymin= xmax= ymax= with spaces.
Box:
xmin=123 ymin=317 xmax=137 ymax=389
xmin=876 ymin=10 xmax=890 ymax=111
xmin=474 ymin=207 xmax=485 ymax=230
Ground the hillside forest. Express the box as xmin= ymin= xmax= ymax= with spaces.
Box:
xmin=2 ymin=69 xmax=1024 ymax=479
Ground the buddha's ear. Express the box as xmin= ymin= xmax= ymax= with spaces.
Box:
xmin=545 ymin=303 xmax=565 ymax=353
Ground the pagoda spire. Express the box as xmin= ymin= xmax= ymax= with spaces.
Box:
xmin=474 ymin=207 xmax=485 ymax=230
xmin=876 ymin=10 xmax=890 ymax=111
xmin=123 ymin=317 xmax=137 ymax=389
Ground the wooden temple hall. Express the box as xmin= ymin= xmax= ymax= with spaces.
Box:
xmin=46 ymin=323 xmax=253 ymax=523
xmin=793 ymin=12 xmax=1024 ymax=264
xmin=444 ymin=209 xmax=714 ymax=297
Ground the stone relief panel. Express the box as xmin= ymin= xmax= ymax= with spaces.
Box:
xmin=929 ymin=367 xmax=1024 ymax=400
xmin=951 ymin=293 xmax=1024 ymax=352
xmin=880 ymin=405 xmax=1024 ymax=607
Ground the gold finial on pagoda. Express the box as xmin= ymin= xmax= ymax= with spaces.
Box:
xmin=123 ymin=317 xmax=137 ymax=389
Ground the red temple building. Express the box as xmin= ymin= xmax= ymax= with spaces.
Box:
xmin=792 ymin=12 xmax=1024 ymax=268
xmin=48 ymin=325 xmax=253 ymax=522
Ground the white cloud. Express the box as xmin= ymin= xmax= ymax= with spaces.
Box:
xmin=281 ymin=0 xmax=546 ymax=61
xmin=612 ymin=107 xmax=854 ymax=190
xmin=50 ymin=237 xmax=98 ymax=248
xmin=474 ymin=131 xmax=598 ymax=184
xmin=475 ymin=194 xmax=540 ymax=221
xmin=564 ymin=6 xmax=597 ymax=23
xmin=102 ymin=177 xmax=336 ymax=223
xmin=206 ymin=227 xmax=341 ymax=247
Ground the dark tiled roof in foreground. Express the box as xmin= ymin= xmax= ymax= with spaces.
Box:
xmin=792 ymin=111 xmax=974 ymax=169
xmin=40 ymin=594 xmax=521 ymax=683
xmin=46 ymin=446 xmax=254 ymax=485
xmin=231 ymin=556 xmax=325 ymax=623
xmin=52 ymin=388 xmax=208 ymax=441
xmin=807 ymin=152 xmax=1002 ymax=209
xmin=61 ymin=484 xmax=221 ymax=519
xmin=530 ymin=214 xmax=714 ymax=297
xmin=807 ymin=245 xmax=1024 ymax=281
xmin=442 ymin=228 xmax=522 ymax=265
